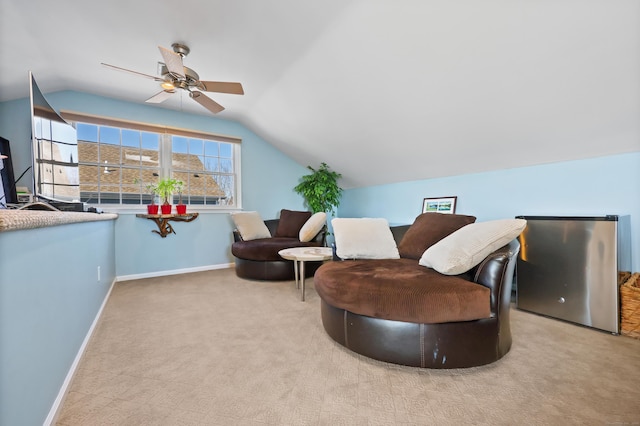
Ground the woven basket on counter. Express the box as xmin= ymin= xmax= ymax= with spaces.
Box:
xmin=620 ymin=272 xmax=640 ymax=339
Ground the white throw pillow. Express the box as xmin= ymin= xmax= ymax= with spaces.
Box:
xmin=230 ymin=211 xmax=271 ymax=241
xmin=419 ymin=218 xmax=527 ymax=275
xmin=299 ymin=212 xmax=327 ymax=242
xmin=332 ymin=218 xmax=400 ymax=259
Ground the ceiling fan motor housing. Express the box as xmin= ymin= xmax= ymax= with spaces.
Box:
xmin=160 ymin=65 xmax=202 ymax=89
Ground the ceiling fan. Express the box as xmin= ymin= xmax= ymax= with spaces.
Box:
xmin=101 ymin=43 xmax=244 ymax=114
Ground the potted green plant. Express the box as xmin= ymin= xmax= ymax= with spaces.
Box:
xmin=136 ymin=179 xmax=159 ymax=214
xmin=157 ymin=177 xmax=180 ymax=215
xmin=145 ymin=182 xmax=160 ymax=214
xmin=294 ymin=162 xmax=343 ymax=216
xmin=175 ymin=180 xmax=187 ymax=214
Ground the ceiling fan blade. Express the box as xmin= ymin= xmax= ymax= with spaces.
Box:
xmin=145 ymin=90 xmax=175 ymax=104
xmin=101 ymin=63 xmax=163 ymax=81
xmin=199 ymin=81 xmax=244 ymax=95
xmin=158 ymin=46 xmax=185 ymax=79
xmin=190 ymin=91 xmax=224 ymax=114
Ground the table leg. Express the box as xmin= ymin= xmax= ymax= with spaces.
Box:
xmin=300 ymin=261 xmax=306 ymax=302
xmin=294 ymin=259 xmax=300 ymax=289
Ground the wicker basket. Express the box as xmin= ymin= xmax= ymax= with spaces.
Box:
xmin=620 ymin=272 xmax=640 ymax=339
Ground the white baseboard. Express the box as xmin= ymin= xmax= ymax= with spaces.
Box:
xmin=116 ymin=263 xmax=234 ymax=282
xmin=44 ymin=278 xmax=117 ymax=426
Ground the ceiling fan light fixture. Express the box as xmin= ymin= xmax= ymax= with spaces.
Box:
xmin=161 ymin=81 xmax=175 ymax=91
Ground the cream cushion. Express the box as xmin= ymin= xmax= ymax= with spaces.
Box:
xmin=419 ymin=218 xmax=527 ymax=275
xmin=230 ymin=211 xmax=271 ymax=241
xmin=332 ymin=218 xmax=400 ymax=259
xmin=299 ymin=212 xmax=327 ymax=242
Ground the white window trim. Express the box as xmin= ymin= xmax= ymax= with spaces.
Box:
xmin=61 ymin=110 xmax=243 ymax=213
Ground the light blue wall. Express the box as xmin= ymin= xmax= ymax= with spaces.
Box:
xmin=0 ymin=220 xmax=116 ymax=426
xmin=0 ymin=91 xmax=311 ymax=423
xmin=115 ymin=212 xmax=236 ymax=276
xmin=47 ymin=91 xmax=308 ymax=218
xmin=339 ymin=152 xmax=640 ymax=271
xmin=0 ymin=91 xmax=310 ymax=276
xmin=47 ymin=91 xmax=309 ymax=276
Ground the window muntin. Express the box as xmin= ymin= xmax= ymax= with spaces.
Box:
xmin=75 ymin=121 xmax=239 ymax=208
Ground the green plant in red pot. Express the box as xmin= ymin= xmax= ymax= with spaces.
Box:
xmin=175 ymin=180 xmax=187 ymax=215
xmin=157 ymin=177 xmax=180 ymax=215
xmin=136 ymin=179 xmax=159 ymax=214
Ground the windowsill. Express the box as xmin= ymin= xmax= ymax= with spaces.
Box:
xmin=89 ymin=205 xmax=243 ymax=215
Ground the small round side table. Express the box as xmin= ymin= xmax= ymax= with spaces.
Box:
xmin=278 ymin=247 xmax=333 ymax=301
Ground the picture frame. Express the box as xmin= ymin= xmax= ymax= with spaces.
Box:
xmin=422 ymin=196 xmax=457 ymax=214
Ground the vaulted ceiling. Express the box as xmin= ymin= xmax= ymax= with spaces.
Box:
xmin=1 ymin=0 xmax=638 ymax=188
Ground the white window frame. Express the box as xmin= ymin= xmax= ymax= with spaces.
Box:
xmin=62 ymin=111 xmax=242 ymax=212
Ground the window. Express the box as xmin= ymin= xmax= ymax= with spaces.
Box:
xmin=64 ymin=112 xmax=241 ymax=209
xmin=76 ymin=124 xmax=161 ymax=205
xmin=171 ymin=135 xmax=237 ymax=205
xmin=33 ymin=116 xmax=80 ymax=202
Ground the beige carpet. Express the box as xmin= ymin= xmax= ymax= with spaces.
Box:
xmin=56 ymin=268 xmax=640 ymax=425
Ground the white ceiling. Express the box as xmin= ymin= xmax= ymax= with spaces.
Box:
xmin=1 ymin=0 xmax=639 ymax=188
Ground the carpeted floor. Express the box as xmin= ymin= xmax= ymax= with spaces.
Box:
xmin=56 ymin=268 xmax=640 ymax=425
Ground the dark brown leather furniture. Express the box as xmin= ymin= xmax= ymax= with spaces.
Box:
xmin=314 ymin=224 xmax=520 ymax=369
xmin=232 ymin=219 xmax=326 ymax=280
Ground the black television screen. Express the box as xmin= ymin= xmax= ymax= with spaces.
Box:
xmin=29 ymin=72 xmax=80 ymax=202
xmin=0 ymin=136 xmax=17 ymax=205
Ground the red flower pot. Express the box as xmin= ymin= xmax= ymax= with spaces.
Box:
xmin=176 ymin=204 xmax=187 ymax=215
xmin=160 ymin=204 xmax=172 ymax=215
xmin=147 ymin=204 xmax=159 ymax=214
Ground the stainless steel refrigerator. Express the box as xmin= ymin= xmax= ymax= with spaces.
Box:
xmin=516 ymin=215 xmax=631 ymax=334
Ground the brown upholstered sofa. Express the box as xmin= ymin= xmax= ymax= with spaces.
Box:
xmin=231 ymin=210 xmax=327 ymax=281
xmin=314 ymin=214 xmax=522 ymax=369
